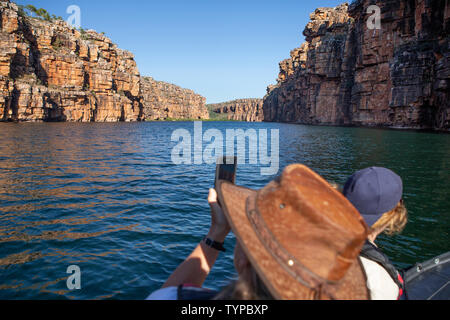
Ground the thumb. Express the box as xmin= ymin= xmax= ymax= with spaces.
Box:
xmin=208 ymin=188 xmax=218 ymax=205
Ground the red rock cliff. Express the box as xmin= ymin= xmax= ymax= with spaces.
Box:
xmin=0 ymin=0 xmax=209 ymax=122
xmin=263 ymin=1 xmax=449 ymax=130
xmin=141 ymin=76 xmax=208 ymax=120
xmin=208 ymin=98 xmax=264 ymax=122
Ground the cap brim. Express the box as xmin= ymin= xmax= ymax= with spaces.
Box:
xmin=217 ymin=180 xmax=369 ymax=300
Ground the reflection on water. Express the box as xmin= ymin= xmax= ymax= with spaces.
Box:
xmin=0 ymin=122 xmax=449 ymax=299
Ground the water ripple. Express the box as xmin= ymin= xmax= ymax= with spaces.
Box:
xmin=0 ymin=122 xmax=448 ymax=299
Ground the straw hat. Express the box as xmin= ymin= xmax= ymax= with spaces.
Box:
xmin=217 ymin=164 xmax=370 ymax=300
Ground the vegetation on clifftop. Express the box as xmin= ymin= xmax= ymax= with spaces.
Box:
xmin=17 ymin=4 xmax=63 ymax=22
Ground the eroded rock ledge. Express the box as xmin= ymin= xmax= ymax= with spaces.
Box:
xmin=208 ymin=98 xmax=264 ymax=122
xmin=0 ymin=0 xmax=209 ymax=122
xmin=263 ymin=1 xmax=449 ymax=130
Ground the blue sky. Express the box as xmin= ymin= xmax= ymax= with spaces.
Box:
xmin=16 ymin=0 xmax=345 ymax=103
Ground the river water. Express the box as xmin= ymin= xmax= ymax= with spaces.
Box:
xmin=0 ymin=122 xmax=448 ymax=299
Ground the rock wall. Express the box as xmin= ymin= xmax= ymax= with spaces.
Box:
xmin=0 ymin=0 xmax=208 ymax=122
xmin=208 ymin=98 xmax=264 ymax=122
xmin=263 ymin=1 xmax=450 ymax=131
xmin=141 ymin=76 xmax=208 ymax=120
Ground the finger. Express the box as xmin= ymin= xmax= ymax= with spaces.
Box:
xmin=208 ymin=188 xmax=218 ymax=204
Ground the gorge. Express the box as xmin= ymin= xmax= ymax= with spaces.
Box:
xmin=263 ymin=0 xmax=449 ymax=131
xmin=0 ymin=0 xmax=448 ymax=130
xmin=0 ymin=0 xmax=209 ymax=122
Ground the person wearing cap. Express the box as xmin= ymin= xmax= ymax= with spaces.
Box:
xmin=343 ymin=167 xmax=408 ymax=300
xmin=148 ymin=165 xmax=371 ymax=300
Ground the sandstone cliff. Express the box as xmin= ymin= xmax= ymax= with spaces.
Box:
xmin=264 ymin=1 xmax=449 ymax=131
xmin=0 ymin=0 xmax=209 ymax=122
xmin=208 ymin=98 xmax=264 ymax=122
xmin=141 ymin=76 xmax=208 ymax=121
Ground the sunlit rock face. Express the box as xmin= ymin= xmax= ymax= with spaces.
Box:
xmin=0 ymin=0 xmax=208 ymax=122
xmin=140 ymin=76 xmax=208 ymax=121
xmin=209 ymin=99 xmax=264 ymax=122
xmin=264 ymin=1 xmax=449 ymax=130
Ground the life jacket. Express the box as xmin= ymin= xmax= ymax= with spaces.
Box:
xmin=177 ymin=284 xmax=219 ymax=300
xmin=360 ymin=241 xmax=405 ymax=300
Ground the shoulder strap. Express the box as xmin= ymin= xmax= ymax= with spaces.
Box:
xmin=177 ymin=285 xmax=220 ymax=301
xmin=360 ymin=241 xmax=404 ymax=292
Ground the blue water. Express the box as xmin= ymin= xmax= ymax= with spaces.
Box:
xmin=0 ymin=122 xmax=448 ymax=299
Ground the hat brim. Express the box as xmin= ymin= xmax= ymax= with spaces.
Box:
xmin=217 ymin=180 xmax=369 ymax=300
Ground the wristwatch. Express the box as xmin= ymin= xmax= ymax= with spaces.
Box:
xmin=203 ymin=237 xmax=226 ymax=252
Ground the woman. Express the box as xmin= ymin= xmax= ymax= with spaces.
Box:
xmin=148 ymin=164 xmax=371 ymax=300
xmin=343 ymin=167 xmax=408 ymax=300
xmin=147 ymin=188 xmax=273 ymax=300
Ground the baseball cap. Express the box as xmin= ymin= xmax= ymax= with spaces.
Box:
xmin=343 ymin=167 xmax=403 ymax=227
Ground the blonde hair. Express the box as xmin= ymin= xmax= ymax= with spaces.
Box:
xmin=330 ymin=182 xmax=408 ymax=237
xmin=370 ymin=201 xmax=408 ymax=236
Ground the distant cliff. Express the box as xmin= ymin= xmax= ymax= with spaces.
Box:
xmin=141 ymin=76 xmax=208 ymax=121
xmin=208 ymin=98 xmax=264 ymax=122
xmin=0 ymin=0 xmax=209 ymax=122
xmin=264 ymin=1 xmax=449 ymax=130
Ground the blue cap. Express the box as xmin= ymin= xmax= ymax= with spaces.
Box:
xmin=343 ymin=167 xmax=403 ymax=227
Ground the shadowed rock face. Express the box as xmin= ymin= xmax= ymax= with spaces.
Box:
xmin=264 ymin=1 xmax=450 ymax=130
xmin=209 ymin=98 xmax=264 ymax=122
xmin=0 ymin=0 xmax=208 ymax=122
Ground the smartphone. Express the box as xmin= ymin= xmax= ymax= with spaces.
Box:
xmin=215 ymin=156 xmax=237 ymax=189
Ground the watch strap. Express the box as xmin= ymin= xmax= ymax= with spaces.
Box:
xmin=203 ymin=237 xmax=226 ymax=252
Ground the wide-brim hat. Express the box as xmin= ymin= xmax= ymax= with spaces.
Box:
xmin=217 ymin=164 xmax=370 ymax=300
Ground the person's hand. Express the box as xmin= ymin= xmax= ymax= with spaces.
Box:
xmin=207 ymin=189 xmax=231 ymax=242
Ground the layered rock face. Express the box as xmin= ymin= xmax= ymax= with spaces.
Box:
xmin=264 ymin=1 xmax=450 ymax=130
xmin=0 ymin=0 xmax=208 ymax=122
xmin=209 ymin=98 xmax=264 ymax=122
xmin=141 ymin=76 xmax=208 ymax=120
